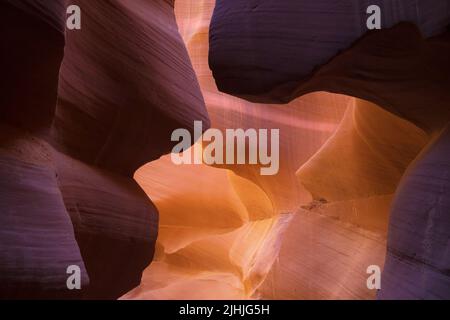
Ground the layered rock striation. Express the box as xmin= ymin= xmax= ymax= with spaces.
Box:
xmin=2 ymin=0 xmax=449 ymax=300
xmin=127 ymin=0 xmax=444 ymax=300
xmin=209 ymin=0 xmax=450 ymax=299
xmin=0 ymin=0 xmax=209 ymax=299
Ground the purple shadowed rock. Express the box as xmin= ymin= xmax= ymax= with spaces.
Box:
xmin=209 ymin=0 xmax=450 ymax=299
xmin=0 ymin=0 xmax=209 ymax=299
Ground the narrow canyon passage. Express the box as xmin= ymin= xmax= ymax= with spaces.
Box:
xmin=1 ymin=0 xmax=449 ymax=300
xmin=124 ymin=0 xmax=442 ymax=300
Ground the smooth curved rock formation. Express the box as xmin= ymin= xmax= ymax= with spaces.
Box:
xmin=125 ymin=0 xmax=434 ymax=300
xmin=379 ymin=125 xmax=450 ymax=299
xmin=257 ymin=209 xmax=387 ymax=300
xmin=0 ymin=124 xmax=88 ymax=299
xmin=2 ymin=0 xmax=450 ymax=300
xmin=176 ymin=0 xmax=350 ymax=213
xmin=53 ymin=150 xmax=158 ymax=299
xmin=209 ymin=1 xmax=450 ymax=108
xmin=210 ymin=2 xmax=450 ymax=135
xmin=123 ymin=2 xmax=355 ymax=300
xmin=299 ymin=100 xmax=428 ymax=203
xmin=296 ymin=99 xmax=428 ymax=232
xmin=53 ymin=0 xmax=210 ymax=176
xmin=0 ymin=0 xmax=209 ymax=299
xmin=209 ymin=0 xmax=450 ymax=299
xmin=125 ymin=156 xmax=292 ymax=299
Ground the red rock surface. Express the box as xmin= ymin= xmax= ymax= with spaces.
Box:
xmin=208 ymin=0 xmax=450 ymax=299
xmin=0 ymin=0 xmax=208 ymax=299
xmin=53 ymin=0 xmax=210 ymax=176
xmin=125 ymin=1 xmax=442 ymax=300
xmin=1 ymin=0 xmax=449 ymax=300
xmin=0 ymin=124 xmax=88 ymax=299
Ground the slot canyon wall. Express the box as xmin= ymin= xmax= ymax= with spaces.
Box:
xmin=1 ymin=0 xmax=449 ymax=300
xmin=0 ymin=0 xmax=208 ymax=298
xmin=126 ymin=0 xmax=450 ymax=300
xmin=207 ymin=0 xmax=450 ymax=299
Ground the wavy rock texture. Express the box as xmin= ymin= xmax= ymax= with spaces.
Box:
xmin=2 ymin=0 xmax=449 ymax=300
xmin=296 ymin=99 xmax=428 ymax=232
xmin=53 ymin=0 xmax=210 ymax=175
xmin=379 ymin=125 xmax=450 ymax=299
xmin=125 ymin=156 xmax=294 ymax=299
xmin=123 ymin=0 xmax=444 ymax=300
xmin=124 ymin=1 xmax=352 ymax=300
xmin=257 ymin=209 xmax=387 ymax=299
xmin=209 ymin=0 xmax=450 ymax=299
xmin=257 ymin=99 xmax=428 ymax=299
xmin=0 ymin=124 xmax=88 ymax=299
xmin=0 ymin=0 xmax=207 ymax=299
xmin=53 ymin=150 xmax=158 ymax=299
xmin=209 ymin=1 xmax=450 ymax=106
